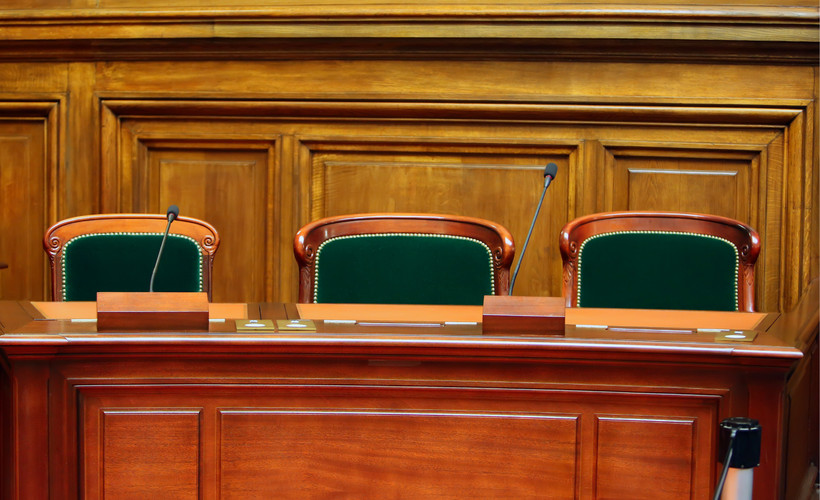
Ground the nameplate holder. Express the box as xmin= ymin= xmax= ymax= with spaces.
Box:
xmin=482 ymin=295 xmax=566 ymax=336
xmin=96 ymin=292 xmax=209 ymax=332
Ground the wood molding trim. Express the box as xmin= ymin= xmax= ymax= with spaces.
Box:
xmin=100 ymin=99 xmax=808 ymax=124
xmin=0 ymin=6 xmax=815 ymax=63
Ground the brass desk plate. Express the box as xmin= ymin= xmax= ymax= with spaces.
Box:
xmin=235 ymin=319 xmax=276 ymax=332
xmin=714 ymin=330 xmax=758 ymax=343
xmin=276 ymin=319 xmax=317 ymax=332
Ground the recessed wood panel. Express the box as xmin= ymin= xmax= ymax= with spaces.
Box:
xmin=623 ymin=162 xmax=746 ymax=218
xmin=306 ymin=146 xmax=572 ymax=297
xmin=109 ymin=129 xmax=277 ymax=303
xmin=218 ymin=410 xmax=578 ymax=499
xmin=0 ymin=120 xmax=47 ymax=300
xmin=598 ymin=144 xmax=765 ymax=215
xmin=594 ymin=135 xmax=784 ymax=311
xmin=94 ymin=410 xmax=201 ymax=499
xmin=98 ymin=99 xmax=812 ymax=309
xmin=144 ymin=145 xmax=271 ymax=303
xmin=595 ymin=416 xmax=695 ymax=500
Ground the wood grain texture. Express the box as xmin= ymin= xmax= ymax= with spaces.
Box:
xmin=74 ymin=381 xmax=724 ymax=500
xmin=218 ymin=410 xmax=577 ymax=498
xmin=0 ymin=112 xmax=53 ymax=300
xmin=92 ymin=96 xmax=810 ymax=309
xmin=89 ymin=410 xmax=200 ymax=498
xmin=0 ymin=289 xmax=814 ymax=500
xmin=0 ymin=4 xmax=813 ymax=313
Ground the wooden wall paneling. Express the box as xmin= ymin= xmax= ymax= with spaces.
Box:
xmin=0 ymin=100 xmax=60 ymax=301
xmin=298 ymin=136 xmax=576 ymax=299
xmin=597 ymin=142 xmax=773 ymax=308
xmin=143 ymin=140 xmax=273 ymax=303
xmin=277 ymin=134 xmax=297 ymax=303
xmin=0 ymin=5 xmax=815 ymax=60
xmin=583 ymin=110 xmax=803 ymax=312
xmin=807 ymin=101 xmax=818 ymax=284
xmin=0 ymin=65 xmax=70 ymax=298
xmin=99 ymin=103 xmax=122 ymax=213
xmin=99 ymin=98 xmax=586 ymax=301
xmin=87 ymin=56 xmax=817 ymax=309
xmin=96 ymin=96 xmax=814 ymax=307
xmin=89 ymin=61 xmax=817 ymax=111
xmin=65 ymin=62 xmax=98 ymax=220
xmin=603 ymin=149 xmax=754 ymax=218
xmin=782 ymin=106 xmax=814 ymax=311
xmin=101 ymin=106 xmax=280 ymax=303
xmin=575 ymin=139 xmax=602 ymax=218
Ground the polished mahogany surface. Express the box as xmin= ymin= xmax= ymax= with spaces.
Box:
xmin=0 ymin=288 xmax=816 ymax=500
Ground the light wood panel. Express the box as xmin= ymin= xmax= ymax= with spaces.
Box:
xmin=93 ymin=96 xmax=811 ymax=309
xmin=144 ymin=144 xmax=273 ymax=303
xmin=0 ymin=5 xmax=814 ymax=311
xmin=0 ymin=104 xmax=58 ymax=300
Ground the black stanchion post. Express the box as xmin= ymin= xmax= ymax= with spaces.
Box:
xmin=714 ymin=417 xmax=762 ymax=500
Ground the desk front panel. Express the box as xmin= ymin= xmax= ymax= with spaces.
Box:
xmin=46 ymin=354 xmax=733 ymax=499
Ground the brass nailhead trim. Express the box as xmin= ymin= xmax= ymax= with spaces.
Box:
xmin=314 ymin=233 xmax=495 ymax=303
xmin=61 ymin=232 xmax=203 ymax=301
xmin=576 ymin=230 xmax=739 ymax=308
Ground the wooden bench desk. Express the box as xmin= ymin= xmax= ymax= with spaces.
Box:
xmin=0 ymin=288 xmax=816 ymax=499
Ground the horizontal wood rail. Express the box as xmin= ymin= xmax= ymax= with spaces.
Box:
xmin=0 ymin=5 xmax=815 ymax=63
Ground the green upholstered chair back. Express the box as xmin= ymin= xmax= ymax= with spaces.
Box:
xmin=44 ymin=214 xmax=220 ymax=301
xmin=559 ymin=212 xmax=760 ymax=312
xmin=294 ymin=213 xmax=515 ymax=305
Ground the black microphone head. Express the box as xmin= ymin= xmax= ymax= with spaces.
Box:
xmin=544 ymin=163 xmax=558 ymax=180
xmin=166 ymin=204 xmax=180 ymax=221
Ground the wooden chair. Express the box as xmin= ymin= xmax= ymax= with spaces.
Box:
xmin=44 ymin=213 xmax=220 ymax=301
xmin=559 ymin=211 xmax=760 ymax=311
xmin=294 ymin=213 xmax=515 ymax=305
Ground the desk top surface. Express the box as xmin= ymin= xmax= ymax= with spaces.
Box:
xmin=0 ymin=295 xmax=815 ymax=366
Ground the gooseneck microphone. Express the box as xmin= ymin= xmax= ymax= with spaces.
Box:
xmin=149 ymin=205 xmax=180 ymax=293
xmin=509 ymin=163 xmax=558 ymax=295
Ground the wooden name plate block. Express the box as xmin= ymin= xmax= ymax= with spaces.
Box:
xmin=482 ymin=295 xmax=566 ymax=336
xmin=96 ymin=292 xmax=209 ymax=332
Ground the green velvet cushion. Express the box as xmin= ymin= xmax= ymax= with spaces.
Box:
xmin=314 ymin=234 xmax=495 ymax=305
xmin=62 ymin=233 xmax=203 ymax=301
xmin=577 ymin=231 xmax=738 ymax=311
